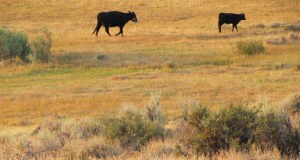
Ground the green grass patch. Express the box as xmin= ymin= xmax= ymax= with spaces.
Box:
xmin=236 ymin=40 xmax=265 ymax=55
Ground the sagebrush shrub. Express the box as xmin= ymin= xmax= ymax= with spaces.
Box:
xmin=255 ymin=111 xmax=300 ymax=156
xmin=144 ymin=93 xmax=165 ymax=124
xmin=0 ymin=27 xmax=31 ymax=62
xmin=236 ymin=40 xmax=265 ymax=55
xmin=32 ymin=28 xmax=52 ymax=63
xmin=96 ymin=54 xmax=108 ymax=60
xmin=217 ymin=106 xmax=257 ymax=150
xmin=187 ymin=105 xmax=228 ymax=156
xmin=188 ymin=104 xmax=210 ymax=130
xmin=180 ymin=97 xmax=202 ymax=122
xmin=76 ymin=117 xmax=103 ymax=139
xmin=103 ymin=106 xmax=165 ymax=150
xmin=186 ymin=106 xmax=258 ymax=155
xmin=184 ymin=104 xmax=299 ymax=157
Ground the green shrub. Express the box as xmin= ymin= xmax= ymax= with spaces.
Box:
xmin=103 ymin=106 xmax=165 ymax=150
xmin=216 ymin=106 xmax=257 ymax=151
xmin=285 ymin=25 xmax=300 ymax=32
xmin=0 ymin=27 xmax=31 ymax=62
xmin=255 ymin=111 xmax=300 ymax=157
xmin=184 ymin=104 xmax=299 ymax=157
xmin=188 ymin=105 xmax=210 ymax=130
xmin=187 ymin=105 xmax=227 ymax=156
xmin=187 ymin=106 xmax=258 ymax=156
xmin=32 ymin=28 xmax=52 ymax=63
xmin=189 ymin=106 xmax=256 ymax=155
xmin=179 ymin=98 xmax=202 ymax=122
xmin=96 ymin=54 xmax=108 ymax=60
xmin=236 ymin=40 xmax=265 ymax=55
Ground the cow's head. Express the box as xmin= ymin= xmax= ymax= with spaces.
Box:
xmin=240 ymin=13 xmax=246 ymax=20
xmin=128 ymin=11 xmax=138 ymax=22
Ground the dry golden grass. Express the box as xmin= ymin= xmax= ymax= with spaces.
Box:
xmin=0 ymin=1 xmax=299 ymax=158
xmin=1 ymin=65 xmax=299 ymax=126
xmin=0 ymin=0 xmax=299 ymax=126
xmin=1 ymin=0 xmax=299 ymax=53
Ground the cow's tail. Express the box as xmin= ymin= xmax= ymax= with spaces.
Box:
xmin=92 ymin=13 xmax=102 ymax=36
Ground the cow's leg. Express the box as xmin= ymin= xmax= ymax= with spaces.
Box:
xmin=115 ymin=26 xmax=124 ymax=36
xmin=218 ymin=22 xmax=223 ymax=33
xmin=95 ymin=24 xmax=102 ymax=36
xmin=232 ymin=24 xmax=235 ymax=32
xmin=104 ymin=26 xmax=111 ymax=36
xmin=92 ymin=19 xmax=102 ymax=36
xmin=234 ymin=25 xmax=239 ymax=32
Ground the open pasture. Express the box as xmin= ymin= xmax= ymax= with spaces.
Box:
xmin=0 ymin=1 xmax=299 ymax=158
xmin=0 ymin=0 xmax=299 ymax=126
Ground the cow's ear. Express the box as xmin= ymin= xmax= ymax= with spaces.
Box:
xmin=128 ymin=11 xmax=131 ymax=13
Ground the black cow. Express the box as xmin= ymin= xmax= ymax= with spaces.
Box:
xmin=92 ymin=11 xmax=137 ymax=37
xmin=218 ymin=13 xmax=246 ymax=33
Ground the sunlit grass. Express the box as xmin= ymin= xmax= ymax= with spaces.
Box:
xmin=0 ymin=0 xmax=299 ymax=146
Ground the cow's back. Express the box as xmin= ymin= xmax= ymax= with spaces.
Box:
xmin=98 ymin=11 xmax=127 ymax=26
xmin=219 ymin=13 xmax=239 ymax=24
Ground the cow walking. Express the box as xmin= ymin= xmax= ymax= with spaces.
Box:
xmin=218 ymin=13 xmax=246 ymax=33
xmin=92 ymin=11 xmax=137 ymax=37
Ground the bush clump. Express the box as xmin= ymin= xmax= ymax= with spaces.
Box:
xmin=236 ymin=40 xmax=265 ymax=55
xmin=184 ymin=105 xmax=299 ymax=157
xmin=216 ymin=106 xmax=257 ymax=151
xmin=187 ymin=106 xmax=257 ymax=156
xmin=103 ymin=105 xmax=165 ymax=150
xmin=32 ymin=28 xmax=52 ymax=63
xmin=285 ymin=25 xmax=300 ymax=32
xmin=0 ymin=27 xmax=31 ymax=62
xmin=96 ymin=54 xmax=108 ymax=60
xmin=255 ymin=111 xmax=300 ymax=156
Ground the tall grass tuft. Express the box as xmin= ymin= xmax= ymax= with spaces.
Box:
xmin=236 ymin=40 xmax=265 ymax=55
xmin=61 ymin=137 xmax=121 ymax=159
xmin=144 ymin=92 xmax=165 ymax=124
xmin=32 ymin=28 xmax=52 ymax=63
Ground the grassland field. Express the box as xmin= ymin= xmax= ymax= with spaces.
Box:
xmin=0 ymin=0 xmax=299 ymax=139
